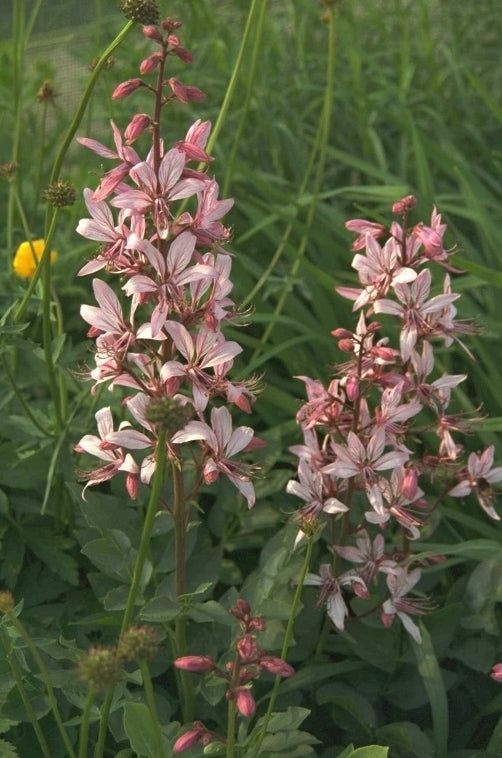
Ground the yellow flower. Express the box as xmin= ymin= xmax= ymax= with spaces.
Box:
xmin=13 ymin=239 xmax=58 ymax=278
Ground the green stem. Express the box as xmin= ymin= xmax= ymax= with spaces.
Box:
xmin=8 ymin=613 xmax=77 ymax=758
xmin=249 ymin=7 xmax=337 ymax=359
xmin=172 ymin=458 xmax=194 ymax=722
xmin=222 ymin=0 xmax=269 ymax=197
xmin=140 ymin=660 xmax=164 ymax=758
xmin=78 ymin=687 xmax=96 ymax=758
xmin=226 ymin=697 xmax=238 ymax=758
xmin=0 ymin=628 xmax=52 ymax=758
xmin=93 ymin=695 xmax=112 ymax=758
xmin=205 ymin=0 xmax=263 ymax=156
xmin=121 ymin=427 xmax=167 ymax=634
xmin=250 ymin=538 xmax=313 ymax=758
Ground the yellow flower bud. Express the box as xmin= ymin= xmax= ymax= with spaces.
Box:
xmin=13 ymin=239 xmax=58 ymax=278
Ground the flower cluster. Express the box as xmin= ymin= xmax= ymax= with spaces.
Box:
xmin=173 ymin=599 xmax=294 ymax=752
xmin=288 ymin=196 xmax=502 ymax=642
xmin=74 ymin=17 xmax=260 ymax=506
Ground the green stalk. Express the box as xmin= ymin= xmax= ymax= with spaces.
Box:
xmin=0 ymin=628 xmax=52 ymax=758
xmin=172 ymin=458 xmax=194 ymax=722
xmin=78 ymin=687 xmax=96 ymax=758
xmin=250 ymin=538 xmax=313 ymax=758
xmin=93 ymin=695 xmax=112 ymax=758
xmin=222 ymin=0 xmax=269 ymax=197
xmin=140 ymin=660 xmax=164 ymax=758
xmin=205 ymin=0 xmax=263 ymax=156
xmin=226 ymin=696 xmax=238 ymax=758
xmin=249 ymin=7 xmax=337 ymax=359
xmin=7 ymin=613 xmax=77 ymax=758
xmin=121 ymin=428 xmax=167 ymax=634
xmin=95 ymin=432 xmax=167 ymax=758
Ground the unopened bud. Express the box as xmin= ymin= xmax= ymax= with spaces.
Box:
xmin=140 ymin=52 xmax=163 ymax=74
xmin=402 ymin=467 xmax=418 ymax=500
xmin=174 ymin=655 xmax=216 ymax=673
xmin=124 ymin=113 xmax=152 ymax=143
xmin=345 ymin=376 xmax=359 ymax=401
xmin=229 ymin=686 xmax=256 ymax=717
xmin=392 ymin=195 xmax=417 ymax=214
xmin=491 ymin=664 xmax=502 ymax=683
xmin=168 ymin=78 xmax=205 ymax=103
xmin=259 ymin=656 xmax=295 ymax=678
xmin=112 ymin=78 xmax=143 ymax=100
xmin=237 ymin=634 xmax=258 ymax=663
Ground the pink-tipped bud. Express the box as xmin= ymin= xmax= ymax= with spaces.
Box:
xmin=124 ymin=113 xmax=152 ymax=143
xmin=259 ymin=656 xmax=295 ymax=678
xmin=140 ymin=52 xmax=163 ymax=74
xmin=174 ymin=655 xmax=215 ymax=673
xmin=491 ymin=664 xmax=502 ymax=683
xmin=112 ymin=78 xmax=143 ymax=100
xmin=331 ymin=327 xmax=352 ymax=339
xmin=402 ymin=467 xmax=418 ymax=500
xmin=381 ymin=610 xmax=394 ymax=629
xmin=346 ymin=376 xmax=359 ymax=402
xmin=171 ymin=45 xmax=193 ymax=64
xmin=237 ymin=634 xmax=258 ymax=663
xmin=230 ymin=599 xmax=251 ymax=620
xmin=229 ymin=686 xmax=256 ymax=717
xmin=142 ymin=24 xmax=163 ymax=42
xmin=162 ymin=17 xmax=181 ymax=32
xmin=173 ymin=723 xmax=206 ymax=754
xmin=392 ymin=195 xmax=417 ymax=214
xmin=336 ymin=338 xmax=354 ymax=353
xmin=248 ymin=615 xmax=266 ymax=632
xmin=352 ymin=581 xmax=370 ymax=600
xmin=126 ymin=472 xmax=139 ymax=500
xmin=168 ymin=77 xmax=205 ymax=103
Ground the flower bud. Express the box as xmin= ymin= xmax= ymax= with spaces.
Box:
xmin=392 ymin=195 xmax=417 ymax=214
xmin=168 ymin=78 xmax=205 ymax=103
xmin=229 ymin=686 xmax=256 ymax=717
xmin=124 ymin=113 xmax=152 ymax=143
xmin=139 ymin=52 xmax=163 ymax=74
xmin=402 ymin=467 xmax=418 ymax=500
xmin=237 ymin=634 xmax=258 ymax=663
xmin=491 ymin=663 xmax=502 ymax=683
xmin=173 ymin=722 xmax=207 ymax=754
xmin=259 ymin=656 xmax=295 ymax=678
xmin=174 ymin=655 xmax=216 ymax=673
xmin=345 ymin=376 xmax=359 ymax=401
xmin=112 ymin=78 xmax=143 ymax=100
xmin=142 ymin=24 xmax=163 ymax=42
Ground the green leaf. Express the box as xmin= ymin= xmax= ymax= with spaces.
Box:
xmin=0 ymin=739 xmax=20 ymax=758
xmin=20 ymin=526 xmax=78 ymax=585
xmin=374 ymin=722 xmax=433 ymax=758
xmin=261 ymin=706 xmax=311 ymax=733
xmin=81 ymin=531 xmax=136 ymax=582
xmin=349 ymin=748 xmax=389 ymax=758
xmin=123 ymin=701 xmax=163 ymax=758
xmin=412 ymin=625 xmax=448 ymax=758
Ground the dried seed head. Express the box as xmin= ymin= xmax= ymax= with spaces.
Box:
xmin=36 ymin=79 xmax=56 ymax=104
xmin=119 ymin=0 xmax=160 ymax=25
xmin=78 ymin=645 xmax=124 ymax=690
xmin=0 ymin=162 xmax=19 ymax=181
xmin=145 ymin=397 xmax=193 ymax=434
xmin=118 ymin=625 xmax=160 ymax=662
xmin=0 ymin=591 xmax=15 ymax=614
xmin=43 ymin=180 xmax=76 ymax=207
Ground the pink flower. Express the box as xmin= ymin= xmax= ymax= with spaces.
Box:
xmin=334 ymin=530 xmax=396 ymax=585
xmin=74 ymin=407 xmax=149 ymax=498
xmin=373 ymin=269 xmax=460 ymax=361
xmin=449 ymin=446 xmax=502 ymax=520
xmin=381 ymin=566 xmax=427 ymax=643
xmin=323 ymin=428 xmax=409 ymax=515
xmin=304 ymin=564 xmax=368 ymax=631
xmin=286 ymin=459 xmax=348 ymax=518
xmin=348 ymin=235 xmax=417 ymax=310
xmin=111 ymin=148 xmax=206 ymax=239
xmin=345 ymin=218 xmax=387 ymax=251
xmin=80 ymin=279 xmax=136 ymax=356
xmin=171 ymin=406 xmax=257 ymax=507
xmin=77 ymin=121 xmax=141 ymax=201
xmin=490 ymin=663 xmax=502 ymax=683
